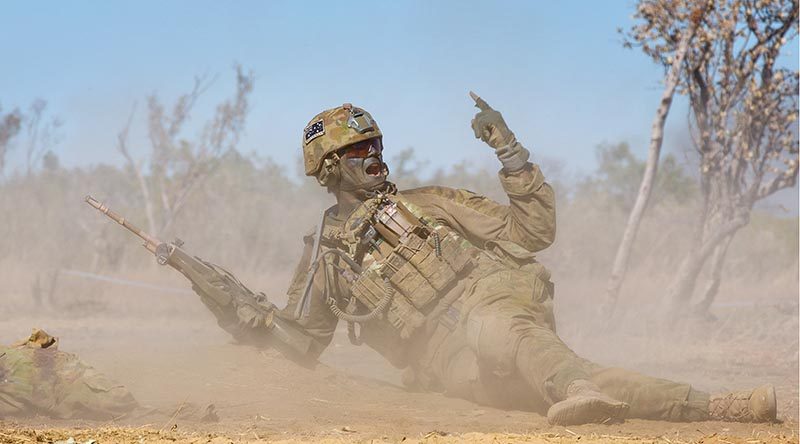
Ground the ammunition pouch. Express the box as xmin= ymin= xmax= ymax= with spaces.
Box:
xmin=351 ymin=227 xmax=474 ymax=332
xmin=338 ymin=196 xmax=479 ymax=364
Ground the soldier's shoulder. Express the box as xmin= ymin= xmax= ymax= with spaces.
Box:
xmin=400 ymin=185 xmax=481 ymax=202
xmin=302 ymin=212 xmax=346 ymax=246
xmin=302 ymin=225 xmax=317 ymax=244
xmin=301 ymin=205 xmax=341 ymax=244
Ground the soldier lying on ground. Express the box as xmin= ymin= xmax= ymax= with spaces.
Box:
xmin=196 ymin=95 xmax=777 ymax=426
xmin=0 ymin=329 xmax=138 ymax=420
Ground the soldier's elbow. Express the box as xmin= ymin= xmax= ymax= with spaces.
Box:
xmin=533 ymin=220 xmax=557 ymax=250
xmin=542 ymin=229 xmax=556 ymax=249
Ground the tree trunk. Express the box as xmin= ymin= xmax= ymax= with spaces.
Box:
xmin=602 ymin=21 xmax=700 ymax=319
xmin=668 ymin=213 xmax=747 ymax=318
xmin=693 ymin=233 xmax=734 ymax=320
xmin=134 ymin=163 xmax=158 ymax=236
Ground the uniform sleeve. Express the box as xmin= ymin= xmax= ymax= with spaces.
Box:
xmin=401 ymin=163 xmax=556 ymax=252
xmin=276 ymin=231 xmax=339 ymax=359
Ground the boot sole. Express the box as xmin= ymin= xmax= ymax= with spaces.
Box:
xmin=547 ymin=395 xmax=630 ymax=426
xmin=751 ymin=384 xmax=777 ymax=422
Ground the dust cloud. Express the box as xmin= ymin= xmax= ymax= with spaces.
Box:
xmin=0 ymin=148 xmax=797 ymax=440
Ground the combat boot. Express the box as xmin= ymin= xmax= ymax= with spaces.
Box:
xmin=708 ymin=384 xmax=776 ymax=422
xmin=547 ymin=379 xmax=629 ymax=425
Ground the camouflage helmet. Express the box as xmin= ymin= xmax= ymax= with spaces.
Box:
xmin=302 ymin=103 xmax=382 ymax=176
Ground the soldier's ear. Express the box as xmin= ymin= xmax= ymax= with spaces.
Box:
xmin=316 ymin=154 xmax=340 ymax=187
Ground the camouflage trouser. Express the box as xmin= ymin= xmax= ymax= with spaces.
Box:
xmin=0 ymin=346 xmax=138 ymax=419
xmin=411 ymin=265 xmax=709 ymax=421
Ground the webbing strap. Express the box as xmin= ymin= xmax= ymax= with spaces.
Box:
xmin=293 ymin=207 xmax=333 ymax=320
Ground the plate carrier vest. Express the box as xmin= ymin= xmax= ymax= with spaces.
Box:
xmin=312 ymin=192 xmax=480 ymax=359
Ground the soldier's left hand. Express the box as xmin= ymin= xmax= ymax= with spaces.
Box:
xmin=236 ymin=303 xmax=272 ymax=328
xmin=470 ymin=93 xmax=515 ymax=149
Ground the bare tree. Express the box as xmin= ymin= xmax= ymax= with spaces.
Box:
xmin=625 ymin=0 xmax=799 ymax=318
xmin=24 ymin=99 xmax=63 ymax=177
xmin=603 ymin=4 xmax=706 ymax=319
xmin=0 ymin=105 xmax=23 ymax=176
xmin=118 ymin=65 xmax=255 ymax=236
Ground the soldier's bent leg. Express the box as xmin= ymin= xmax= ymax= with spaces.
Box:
xmin=415 ymin=323 xmax=550 ymax=413
xmin=456 ymin=269 xmax=611 ymax=409
xmin=466 ymin=298 xmax=590 ymax=403
xmin=466 ymin=301 xmax=632 ymax=424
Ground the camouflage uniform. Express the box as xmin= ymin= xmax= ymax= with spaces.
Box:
xmin=275 ymin=163 xmax=709 ymax=421
xmin=202 ymin=100 xmax=771 ymax=425
xmin=0 ymin=330 xmax=138 ymax=419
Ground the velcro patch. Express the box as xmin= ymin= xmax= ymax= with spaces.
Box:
xmin=304 ymin=119 xmax=325 ymax=144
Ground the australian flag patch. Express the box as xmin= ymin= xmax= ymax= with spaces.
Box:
xmin=304 ymin=119 xmax=325 ymax=143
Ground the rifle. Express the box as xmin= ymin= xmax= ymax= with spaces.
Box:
xmin=84 ymin=195 xmax=313 ymax=358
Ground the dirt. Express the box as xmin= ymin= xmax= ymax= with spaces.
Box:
xmin=0 ymin=426 xmax=798 ymax=444
xmin=0 ymin=270 xmax=797 ymax=444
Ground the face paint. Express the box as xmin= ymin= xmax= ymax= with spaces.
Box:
xmin=336 ymin=137 xmax=389 ymax=192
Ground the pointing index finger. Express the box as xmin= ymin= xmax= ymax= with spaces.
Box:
xmin=469 ymin=90 xmax=492 ymax=111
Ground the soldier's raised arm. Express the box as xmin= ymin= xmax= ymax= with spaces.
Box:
xmin=399 ymin=93 xmax=555 ymax=253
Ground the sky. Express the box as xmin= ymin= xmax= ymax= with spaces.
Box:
xmin=1 ymin=1 xmax=797 ymax=190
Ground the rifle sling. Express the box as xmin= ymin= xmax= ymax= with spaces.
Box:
xmin=294 ymin=207 xmax=334 ymax=319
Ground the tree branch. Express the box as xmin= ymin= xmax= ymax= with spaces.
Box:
xmin=117 ymin=104 xmax=158 ymax=235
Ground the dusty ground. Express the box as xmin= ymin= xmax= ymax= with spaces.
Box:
xmin=0 ymin=268 xmax=797 ymax=443
xmin=0 ymin=424 xmax=798 ymax=444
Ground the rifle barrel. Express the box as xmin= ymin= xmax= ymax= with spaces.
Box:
xmin=85 ymin=195 xmax=161 ymax=253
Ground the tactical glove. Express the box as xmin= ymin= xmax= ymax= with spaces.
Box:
xmin=470 ymin=92 xmax=531 ymax=172
xmin=193 ymin=273 xmax=274 ymax=334
xmin=194 ymin=283 xmax=239 ymax=329
xmin=235 ymin=295 xmax=275 ymax=329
